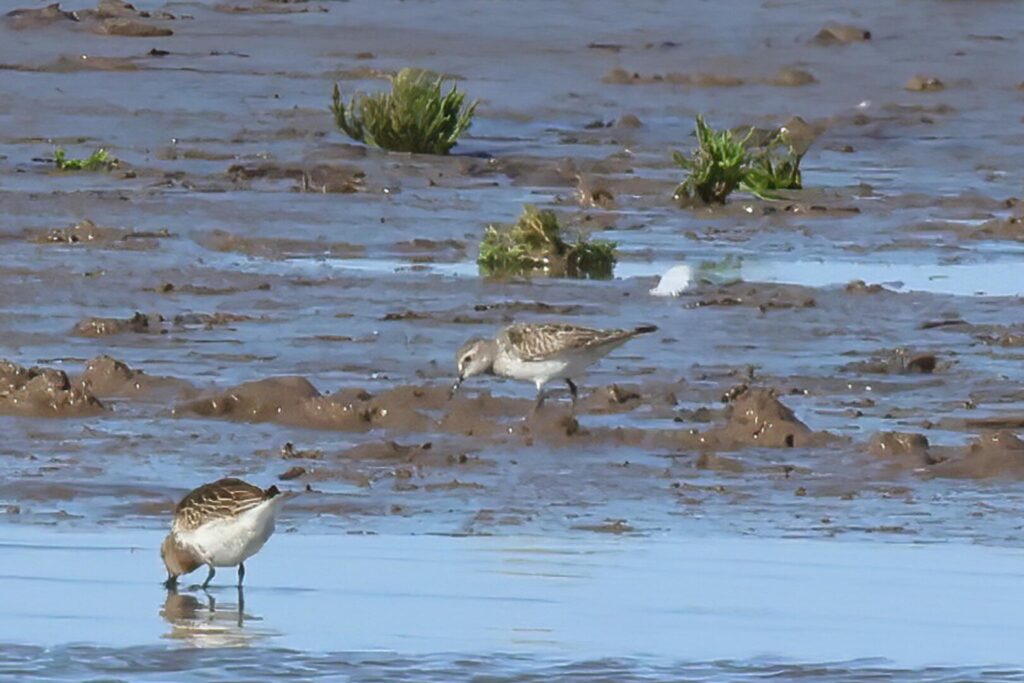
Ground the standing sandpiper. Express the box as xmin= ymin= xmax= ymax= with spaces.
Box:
xmin=161 ymin=478 xmax=285 ymax=589
xmin=452 ymin=322 xmax=657 ymax=409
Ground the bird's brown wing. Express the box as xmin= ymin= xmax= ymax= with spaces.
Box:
xmin=501 ymin=323 xmax=635 ymax=361
xmin=173 ymin=478 xmax=268 ymax=531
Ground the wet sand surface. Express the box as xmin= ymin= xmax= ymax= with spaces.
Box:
xmin=1 ymin=0 xmax=1024 ymax=679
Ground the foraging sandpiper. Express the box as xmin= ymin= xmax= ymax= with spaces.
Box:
xmin=452 ymin=322 xmax=657 ymax=409
xmin=161 ymin=478 xmax=285 ymax=589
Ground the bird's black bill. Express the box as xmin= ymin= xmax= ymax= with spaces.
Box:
xmin=163 ymin=575 xmax=179 ymax=590
xmin=449 ymin=378 xmax=463 ymax=400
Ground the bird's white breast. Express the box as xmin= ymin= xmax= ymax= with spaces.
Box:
xmin=495 ymin=353 xmax=571 ymax=388
xmin=177 ymin=498 xmax=282 ymax=568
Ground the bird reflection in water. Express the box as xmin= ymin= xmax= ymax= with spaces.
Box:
xmin=161 ymin=586 xmax=269 ymax=647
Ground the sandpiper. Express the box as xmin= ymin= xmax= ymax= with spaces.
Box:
xmin=161 ymin=478 xmax=285 ymax=589
xmin=452 ymin=322 xmax=657 ymax=409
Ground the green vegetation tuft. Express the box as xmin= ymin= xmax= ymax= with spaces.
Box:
xmin=53 ymin=147 xmax=118 ymax=171
xmin=478 ymin=205 xmax=617 ymax=279
xmin=330 ymin=68 xmax=477 ymax=155
xmin=672 ymin=115 xmax=751 ymax=205
xmin=672 ymin=116 xmax=807 ymax=205
xmin=741 ymin=128 xmax=804 ymax=198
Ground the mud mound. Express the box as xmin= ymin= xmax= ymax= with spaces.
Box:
xmin=705 ymin=387 xmax=815 ymax=448
xmin=179 ymin=379 xmax=441 ymax=433
xmin=79 ymin=355 xmax=142 ymax=395
xmin=77 ymin=355 xmax=186 ymax=397
xmin=930 ymin=431 xmax=1024 ymax=479
xmin=179 ymin=376 xmax=320 ymax=422
xmin=770 ymin=68 xmax=816 ymax=87
xmin=301 ymin=387 xmax=435 ymax=433
xmin=813 ymin=23 xmax=870 ymax=45
xmin=869 ymin=431 xmax=936 ymax=466
xmin=4 ymin=3 xmax=78 ymax=29
xmin=84 ymin=0 xmax=173 ymax=35
xmin=975 ymin=214 xmax=1023 ymax=241
xmin=578 ymin=384 xmax=644 ymax=413
xmin=5 ymin=0 xmax=173 ymax=34
xmin=0 ymin=360 xmax=103 ymax=416
xmin=905 ymin=75 xmax=945 ymax=92
xmin=437 ymin=392 xmax=511 ymax=436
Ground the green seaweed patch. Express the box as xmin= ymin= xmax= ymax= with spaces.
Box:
xmin=478 ymin=205 xmax=617 ymax=279
xmin=330 ymin=68 xmax=477 ymax=155
xmin=53 ymin=147 xmax=118 ymax=171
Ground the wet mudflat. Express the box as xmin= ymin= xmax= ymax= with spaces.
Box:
xmin=1 ymin=0 xmax=1024 ymax=679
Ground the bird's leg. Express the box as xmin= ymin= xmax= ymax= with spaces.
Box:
xmin=237 ymin=562 xmax=245 ymax=587
xmin=201 ymin=565 xmax=216 ymax=589
xmin=533 ymin=386 xmax=547 ymax=412
xmin=565 ymin=379 xmax=579 ymax=407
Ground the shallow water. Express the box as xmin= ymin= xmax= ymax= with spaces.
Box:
xmin=3 ymin=527 xmax=1024 ymax=680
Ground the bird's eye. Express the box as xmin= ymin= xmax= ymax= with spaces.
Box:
xmin=463 ymin=355 xmax=473 ymax=364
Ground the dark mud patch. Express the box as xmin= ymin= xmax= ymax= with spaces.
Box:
xmin=148 ymin=279 xmax=272 ymax=296
xmin=26 ymin=220 xmax=172 ymax=249
xmin=841 ymin=349 xmax=940 ymax=375
xmin=155 ymin=147 xmax=239 ymax=162
xmin=382 ymin=300 xmax=588 ymax=326
xmin=196 ymin=229 xmax=365 ymax=260
xmin=572 ymin=519 xmax=636 ymax=534
xmin=228 ymin=162 xmax=365 ymax=193
xmin=390 ymin=239 xmax=467 ymax=261
xmin=73 ymin=311 xmax=252 ymax=336
xmin=602 ymin=68 xmax=744 ymax=87
xmin=0 ymin=55 xmax=140 ymax=73
xmin=686 ymin=281 xmax=818 ymax=312
xmin=214 ymin=1 xmax=327 ymax=15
